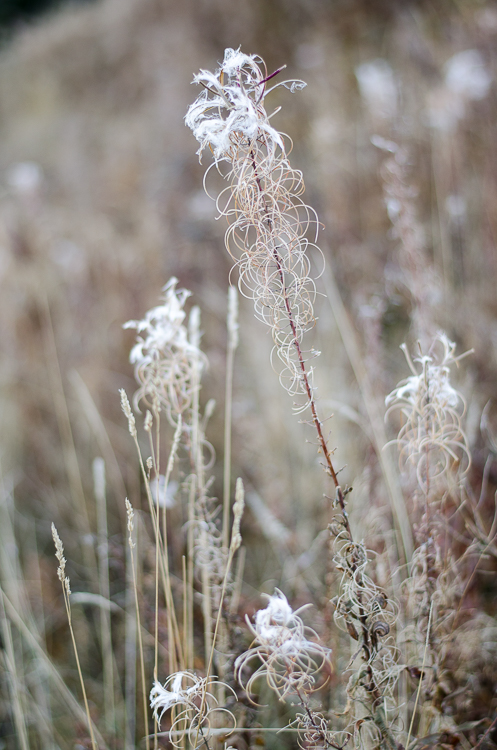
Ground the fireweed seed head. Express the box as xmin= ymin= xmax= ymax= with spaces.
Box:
xmin=150 ymin=671 xmax=235 ymax=749
xmin=186 ymin=51 xmax=323 ymax=411
xmin=185 ymin=47 xmax=305 ymax=163
xmin=385 ymin=332 xmax=471 ymax=491
xmin=124 ymin=277 xmax=207 ymax=419
xmin=150 ymin=671 xmax=205 ymax=723
xmin=235 ymin=589 xmax=331 ymax=700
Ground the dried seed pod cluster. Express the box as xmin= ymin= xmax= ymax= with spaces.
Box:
xmin=329 ymin=517 xmax=400 ymax=744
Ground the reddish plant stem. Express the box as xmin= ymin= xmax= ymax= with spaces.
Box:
xmin=248 ymin=145 xmax=384 ymax=709
xmin=248 ymin=150 xmax=350 ymax=529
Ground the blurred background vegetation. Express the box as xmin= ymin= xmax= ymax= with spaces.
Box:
xmin=1 ymin=0 xmax=497 ymax=747
xmin=0 ymin=0 xmax=96 ymax=34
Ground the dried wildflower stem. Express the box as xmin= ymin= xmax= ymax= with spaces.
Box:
xmin=120 ymin=391 xmax=183 ymax=671
xmin=247 ymin=146 xmax=350 ymax=537
xmin=254 ymin=211 xmax=392 ymax=731
xmin=187 ymin=50 xmax=397 ymax=743
xmin=246 ymin=150 xmax=391 ymax=724
xmin=51 ymin=525 xmax=97 ymax=750
xmin=93 ymin=458 xmax=116 ymax=736
xmin=125 ymin=499 xmax=150 ymax=750
xmin=222 ymin=286 xmax=239 ymax=549
xmin=195 ymin=479 xmax=245 ymax=748
xmin=406 ymin=601 xmax=433 ymax=748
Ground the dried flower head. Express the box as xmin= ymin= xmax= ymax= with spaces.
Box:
xmin=235 ymin=589 xmax=331 ymax=700
xmin=51 ymin=523 xmax=71 ymax=595
xmin=124 ymin=498 xmax=135 ymax=549
xmin=119 ymin=388 xmax=137 ymax=438
xmin=230 ymin=477 xmax=245 ymax=553
xmin=124 ymin=277 xmax=206 ymax=420
xmin=186 ymin=47 xmax=304 ymax=164
xmin=385 ymin=332 xmax=471 ymax=491
xmin=150 ymin=671 xmax=235 ymax=749
xmin=186 ymin=49 xmax=322 ymax=410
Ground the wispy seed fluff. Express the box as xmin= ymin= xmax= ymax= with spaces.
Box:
xmin=235 ymin=589 xmax=331 ymax=700
xmin=186 ymin=48 xmax=322 ymax=408
xmin=385 ymin=332 xmax=471 ymax=491
xmin=124 ymin=277 xmax=206 ymax=421
xmin=150 ymin=671 xmax=235 ymax=750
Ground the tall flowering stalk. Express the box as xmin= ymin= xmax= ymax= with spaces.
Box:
xmin=187 ymin=49 xmax=401 ymax=749
xmin=186 ymin=46 xmax=348 ymax=525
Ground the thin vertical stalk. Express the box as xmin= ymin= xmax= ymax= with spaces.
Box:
xmin=223 ymin=286 xmax=239 ymax=549
xmin=187 ymin=475 xmax=196 ymax=671
xmin=125 ymin=541 xmax=137 ymax=750
xmin=125 ymin=499 xmax=150 ymax=750
xmin=94 ymin=457 xmax=116 ymax=737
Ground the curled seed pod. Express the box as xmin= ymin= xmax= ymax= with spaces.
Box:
xmin=345 ymin=544 xmax=367 ymax=567
xmin=371 ymin=621 xmax=390 ymax=637
xmin=370 ymin=621 xmax=390 ymax=651
xmin=329 ymin=521 xmax=346 ymax=538
xmin=346 ymin=621 xmax=359 ymax=641
xmin=372 ymin=593 xmax=388 ymax=611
